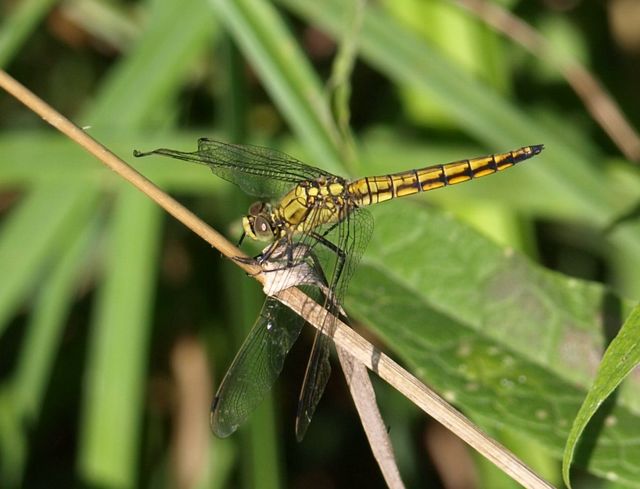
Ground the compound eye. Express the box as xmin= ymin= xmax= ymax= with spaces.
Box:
xmin=248 ymin=202 xmax=265 ymax=216
xmin=253 ymin=216 xmax=273 ymax=240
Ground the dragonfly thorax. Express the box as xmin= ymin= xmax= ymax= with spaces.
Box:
xmin=276 ymin=177 xmax=351 ymax=234
xmin=243 ymin=177 xmax=352 ymax=243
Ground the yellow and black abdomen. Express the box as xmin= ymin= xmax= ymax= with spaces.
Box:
xmin=348 ymin=145 xmax=543 ymax=206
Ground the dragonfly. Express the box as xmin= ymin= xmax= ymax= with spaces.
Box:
xmin=134 ymin=139 xmax=543 ymax=440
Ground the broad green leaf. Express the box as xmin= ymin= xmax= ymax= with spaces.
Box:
xmin=473 ymin=427 xmax=559 ymax=489
xmin=78 ymin=187 xmax=162 ymax=489
xmin=563 ymin=304 xmax=640 ymax=488
xmin=346 ymin=201 xmax=640 ymax=486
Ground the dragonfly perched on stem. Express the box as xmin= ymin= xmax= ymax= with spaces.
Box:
xmin=134 ymin=139 xmax=543 ymax=440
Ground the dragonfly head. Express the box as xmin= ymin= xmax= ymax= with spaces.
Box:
xmin=242 ymin=202 xmax=277 ymax=242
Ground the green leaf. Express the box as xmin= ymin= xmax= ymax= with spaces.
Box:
xmin=209 ymin=0 xmax=341 ymax=171
xmin=0 ymin=184 xmax=97 ymax=337
xmin=347 ymin=202 xmax=640 ymax=486
xmin=0 ymin=211 xmax=99 ymax=485
xmin=473 ymin=427 xmax=559 ymax=489
xmin=382 ymin=0 xmax=510 ymax=127
xmin=562 ymin=304 xmax=640 ymax=488
xmin=0 ymin=389 xmax=24 ymax=487
xmin=11 ymin=215 xmax=99 ymax=422
xmin=84 ymin=0 xmax=218 ymax=130
xmin=0 ymin=0 xmax=58 ymax=67
xmin=77 ymin=187 xmax=162 ymax=489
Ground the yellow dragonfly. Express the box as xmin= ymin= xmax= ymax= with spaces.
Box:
xmin=134 ymin=139 xmax=543 ymax=440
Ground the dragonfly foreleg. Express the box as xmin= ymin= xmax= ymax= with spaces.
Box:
xmin=256 ymin=237 xmax=290 ymax=264
xmin=231 ymin=237 xmax=287 ymax=277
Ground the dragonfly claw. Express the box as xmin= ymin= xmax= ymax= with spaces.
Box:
xmin=232 ymin=255 xmax=256 ymax=265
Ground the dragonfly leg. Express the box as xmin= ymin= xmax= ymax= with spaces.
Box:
xmin=231 ymin=239 xmax=282 ymax=276
xmin=256 ymin=238 xmax=289 ymax=264
xmin=309 ymin=231 xmax=346 ymax=295
xmin=259 ymin=239 xmax=316 ymax=274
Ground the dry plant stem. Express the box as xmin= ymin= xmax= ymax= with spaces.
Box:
xmin=336 ymin=347 xmax=405 ymax=489
xmin=456 ymin=0 xmax=640 ymax=162
xmin=0 ymin=69 xmax=554 ymax=489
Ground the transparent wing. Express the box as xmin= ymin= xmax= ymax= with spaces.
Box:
xmin=210 ymin=297 xmax=304 ymax=437
xmin=295 ymin=329 xmax=332 ymax=441
xmin=294 ymin=206 xmax=374 ymax=441
xmin=291 ymin=252 xmax=335 ymax=442
xmin=134 ymin=138 xmax=334 ymax=199
xmin=212 ymin=206 xmax=373 ymax=440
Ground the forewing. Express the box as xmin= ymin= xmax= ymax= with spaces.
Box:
xmin=134 ymin=138 xmax=333 ymax=199
xmin=211 ymin=297 xmax=305 ymax=437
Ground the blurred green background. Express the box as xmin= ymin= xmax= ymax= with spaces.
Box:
xmin=1 ymin=0 xmax=640 ymax=487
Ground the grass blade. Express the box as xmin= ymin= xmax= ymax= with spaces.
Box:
xmin=1 ymin=211 xmax=99 ymax=485
xmin=84 ymin=0 xmax=217 ymax=130
xmin=209 ymin=0 xmax=341 ymax=171
xmin=0 ymin=184 xmax=96 ymax=337
xmin=0 ymin=0 xmax=57 ymax=67
xmin=77 ymin=187 xmax=162 ymax=488
xmin=562 ymin=304 xmax=640 ymax=488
